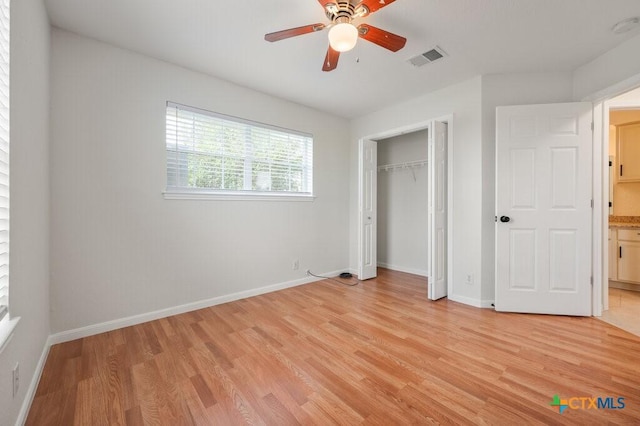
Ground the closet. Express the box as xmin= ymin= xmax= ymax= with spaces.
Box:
xmin=376 ymin=129 xmax=429 ymax=276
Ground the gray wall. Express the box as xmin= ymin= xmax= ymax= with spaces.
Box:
xmin=49 ymin=29 xmax=351 ymax=333
xmin=573 ymin=33 xmax=640 ymax=101
xmin=0 ymin=0 xmax=51 ymax=424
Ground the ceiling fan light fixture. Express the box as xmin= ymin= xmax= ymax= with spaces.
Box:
xmin=328 ymin=22 xmax=358 ymax=52
xmin=264 ymin=0 xmax=406 ymax=71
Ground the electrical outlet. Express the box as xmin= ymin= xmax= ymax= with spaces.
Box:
xmin=465 ymin=274 xmax=474 ymax=285
xmin=293 ymin=259 xmax=299 ymax=270
xmin=12 ymin=363 xmax=19 ymax=398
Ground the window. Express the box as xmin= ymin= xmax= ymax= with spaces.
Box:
xmin=165 ymin=102 xmax=313 ymax=200
xmin=0 ymin=0 xmax=9 ymax=325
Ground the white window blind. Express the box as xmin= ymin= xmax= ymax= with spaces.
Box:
xmin=0 ymin=0 xmax=9 ymax=323
xmin=166 ymin=102 xmax=313 ymax=197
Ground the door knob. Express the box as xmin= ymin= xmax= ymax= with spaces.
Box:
xmin=500 ymin=216 xmax=510 ymax=223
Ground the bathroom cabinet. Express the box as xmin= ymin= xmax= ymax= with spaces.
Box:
xmin=617 ymin=122 xmax=640 ymax=182
xmin=616 ymin=228 xmax=640 ymax=284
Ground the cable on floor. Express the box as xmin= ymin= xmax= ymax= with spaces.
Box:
xmin=306 ymin=269 xmax=359 ymax=287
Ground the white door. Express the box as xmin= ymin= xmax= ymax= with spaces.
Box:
xmin=359 ymin=139 xmax=377 ymax=280
xmin=495 ymin=102 xmax=592 ymax=316
xmin=428 ymin=121 xmax=447 ymax=300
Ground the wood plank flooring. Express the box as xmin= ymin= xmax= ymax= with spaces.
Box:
xmin=27 ymin=269 xmax=640 ymax=424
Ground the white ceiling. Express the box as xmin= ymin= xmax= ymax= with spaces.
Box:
xmin=44 ymin=0 xmax=640 ymax=118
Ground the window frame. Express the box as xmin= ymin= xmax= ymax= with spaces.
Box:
xmin=0 ymin=0 xmax=17 ymax=354
xmin=164 ymin=102 xmax=315 ymax=201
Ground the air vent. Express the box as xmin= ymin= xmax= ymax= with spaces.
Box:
xmin=408 ymin=46 xmax=447 ymax=67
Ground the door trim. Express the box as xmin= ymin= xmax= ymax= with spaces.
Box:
xmin=357 ymin=115 xmax=454 ymax=298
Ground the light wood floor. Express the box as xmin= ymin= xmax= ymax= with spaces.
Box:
xmin=28 ymin=269 xmax=640 ymax=425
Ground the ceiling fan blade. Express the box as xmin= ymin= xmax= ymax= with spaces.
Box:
xmin=317 ymin=0 xmax=335 ymax=10
xmin=357 ymin=0 xmax=397 ymax=15
xmin=265 ymin=24 xmax=326 ymax=42
xmin=322 ymin=46 xmax=340 ymax=72
xmin=357 ymin=24 xmax=406 ymax=52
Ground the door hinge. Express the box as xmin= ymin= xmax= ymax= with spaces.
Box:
xmin=621 ymin=164 xmax=624 ymax=176
xmin=591 ymin=122 xmax=594 ymax=131
xmin=590 ymin=199 xmax=594 ymax=208
xmin=494 ymin=215 xmax=497 ymax=223
xmin=609 ymin=160 xmax=612 ymax=167
xmin=590 ymin=276 xmax=593 ymax=286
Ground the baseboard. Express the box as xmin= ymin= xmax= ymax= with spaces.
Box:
xmin=609 ymin=280 xmax=640 ymax=292
xmin=481 ymin=299 xmax=495 ymax=309
xmin=15 ymin=335 xmax=53 ymax=426
xmin=48 ymin=269 xmax=347 ymax=345
xmin=377 ymin=262 xmax=428 ymax=277
xmin=448 ymin=293 xmax=492 ymax=309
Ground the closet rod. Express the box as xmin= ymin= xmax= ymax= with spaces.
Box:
xmin=377 ymin=159 xmax=428 ymax=172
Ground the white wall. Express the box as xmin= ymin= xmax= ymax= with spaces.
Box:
xmin=0 ymin=0 xmax=51 ymax=425
xmin=574 ymin=33 xmax=640 ymax=101
xmin=50 ymin=29 xmax=351 ymax=333
xmin=609 ymin=85 xmax=640 ymax=103
xmin=480 ymin=72 xmax=574 ymax=302
xmin=350 ymin=77 xmax=483 ymax=306
xmin=377 ymin=130 xmax=428 ymax=276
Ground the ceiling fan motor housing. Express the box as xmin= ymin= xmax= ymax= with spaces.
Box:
xmin=325 ymin=1 xmax=369 ymax=23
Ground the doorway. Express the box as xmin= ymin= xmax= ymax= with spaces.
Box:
xmin=600 ymin=87 xmax=640 ymax=335
xmin=492 ymin=84 xmax=640 ymax=318
xmin=377 ymin=130 xmax=429 ymax=277
xmin=357 ymin=117 xmax=452 ymax=300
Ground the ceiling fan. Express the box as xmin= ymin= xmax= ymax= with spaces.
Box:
xmin=264 ymin=0 xmax=406 ymax=72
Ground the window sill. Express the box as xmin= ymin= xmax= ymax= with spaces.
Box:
xmin=163 ymin=190 xmax=316 ymax=202
xmin=0 ymin=316 xmax=20 ymax=355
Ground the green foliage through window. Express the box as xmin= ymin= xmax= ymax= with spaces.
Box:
xmin=166 ymin=102 xmax=313 ymax=195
